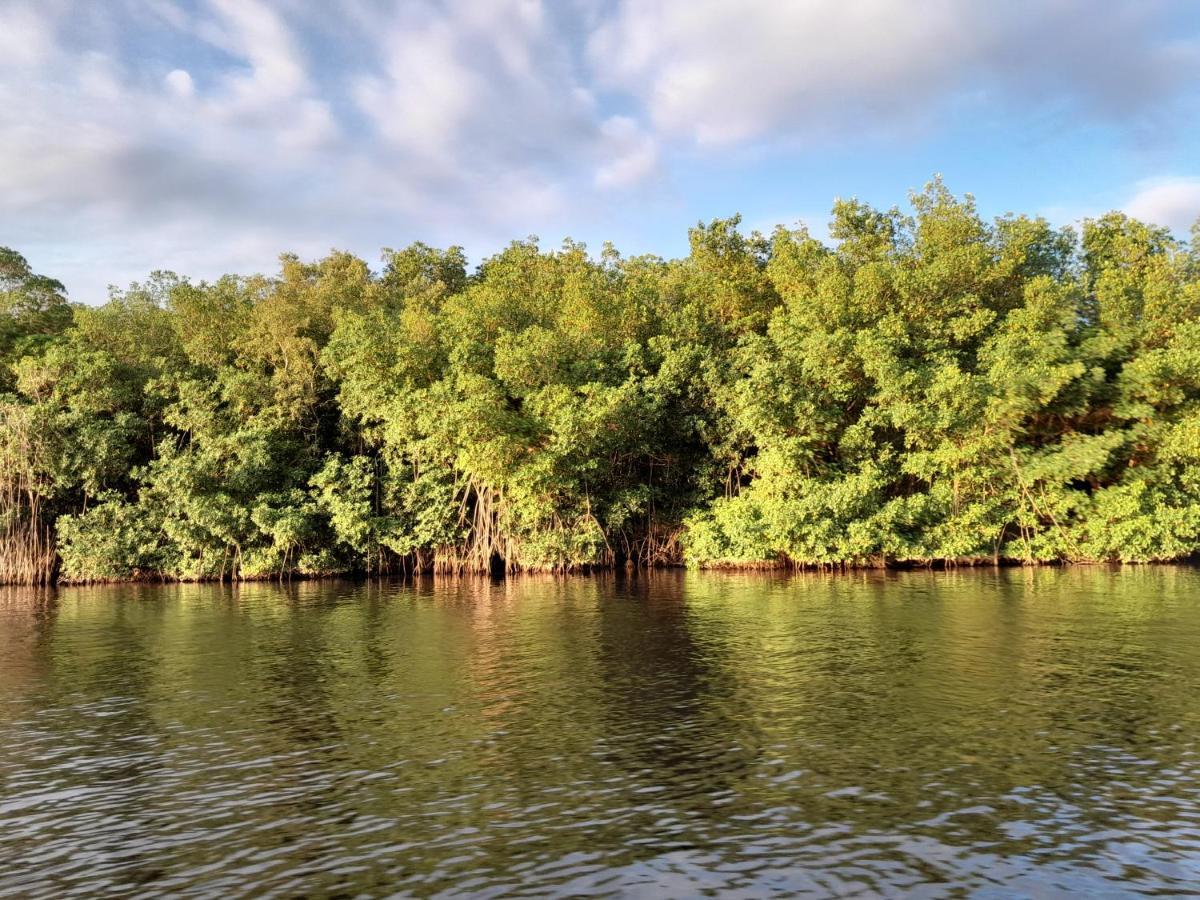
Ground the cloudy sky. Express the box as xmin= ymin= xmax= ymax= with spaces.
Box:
xmin=2 ymin=0 xmax=1199 ymax=302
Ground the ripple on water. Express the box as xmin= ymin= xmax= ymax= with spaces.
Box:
xmin=0 ymin=569 xmax=1199 ymax=896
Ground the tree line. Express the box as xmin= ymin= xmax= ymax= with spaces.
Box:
xmin=2 ymin=181 xmax=1199 ymax=583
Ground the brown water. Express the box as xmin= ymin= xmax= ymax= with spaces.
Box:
xmin=1 ymin=569 xmax=1199 ymax=897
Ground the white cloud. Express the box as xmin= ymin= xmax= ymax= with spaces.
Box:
xmin=0 ymin=1 xmax=58 ymax=68
xmin=206 ymin=0 xmax=309 ymax=104
xmin=0 ymin=0 xmax=666 ymax=301
xmin=595 ymin=116 xmax=659 ymax=188
xmin=0 ymin=0 xmax=1196 ymax=303
xmin=196 ymin=0 xmax=338 ymax=152
xmin=1125 ymin=177 xmax=1200 ymax=234
xmin=164 ymin=68 xmax=194 ymax=97
xmin=589 ymin=1 xmax=959 ymax=145
xmin=350 ymin=0 xmax=652 ymax=192
xmin=351 ymin=16 xmax=487 ymax=164
xmin=589 ymin=0 xmax=1199 ymax=147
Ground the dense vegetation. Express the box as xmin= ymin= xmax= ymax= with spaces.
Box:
xmin=3 ymin=182 xmax=1200 ymax=583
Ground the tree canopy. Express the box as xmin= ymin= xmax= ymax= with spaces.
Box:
xmin=4 ymin=182 xmax=1200 ymax=583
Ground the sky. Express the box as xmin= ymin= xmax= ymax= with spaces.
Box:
xmin=2 ymin=0 xmax=1200 ymax=303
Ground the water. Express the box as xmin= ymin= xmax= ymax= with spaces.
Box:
xmin=1 ymin=569 xmax=1199 ymax=897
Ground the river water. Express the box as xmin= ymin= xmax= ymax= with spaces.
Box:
xmin=1 ymin=569 xmax=1199 ymax=896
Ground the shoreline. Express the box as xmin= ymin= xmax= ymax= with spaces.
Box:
xmin=23 ymin=554 xmax=1197 ymax=589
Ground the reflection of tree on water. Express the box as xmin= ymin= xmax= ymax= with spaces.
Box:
xmin=248 ymin=581 xmax=348 ymax=749
xmin=0 ymin=584 xmax=179 ymax=891
xmin=395 ymin=575 xmax=616 ymax=893
xmin=243 ymin=581 xmax=357 ymax=872
xmin=0 ymin=584 xmax=58 ymax=707
xmin=351 ymin=580 xmax=399 ymax=683
xmin=587 ymin=571 xmax=764 ymax=859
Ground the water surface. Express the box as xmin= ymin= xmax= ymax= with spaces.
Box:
xmin=2 ymin=569 xmax=1199 ymax=896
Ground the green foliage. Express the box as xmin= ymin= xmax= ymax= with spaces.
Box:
xmin=0 ymin=248 xmax=73 ymax=391
xmin=3 ymin=180 xmax=1200 ymax=582
xmin=683 ymin=181 xmax=1200 ymax=568
xmin=55 ymin=493 xmax=170 ymax=582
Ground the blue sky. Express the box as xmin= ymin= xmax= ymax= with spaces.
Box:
xmin=2 ymin=0 xmax=1199 ymax=303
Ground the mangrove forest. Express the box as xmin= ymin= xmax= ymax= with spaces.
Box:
xmin=3 ymin=181 xmax=1200 ymax=584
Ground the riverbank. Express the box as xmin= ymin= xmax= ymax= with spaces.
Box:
xmin=26 ymin=552 xmax=1188 ymax=588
